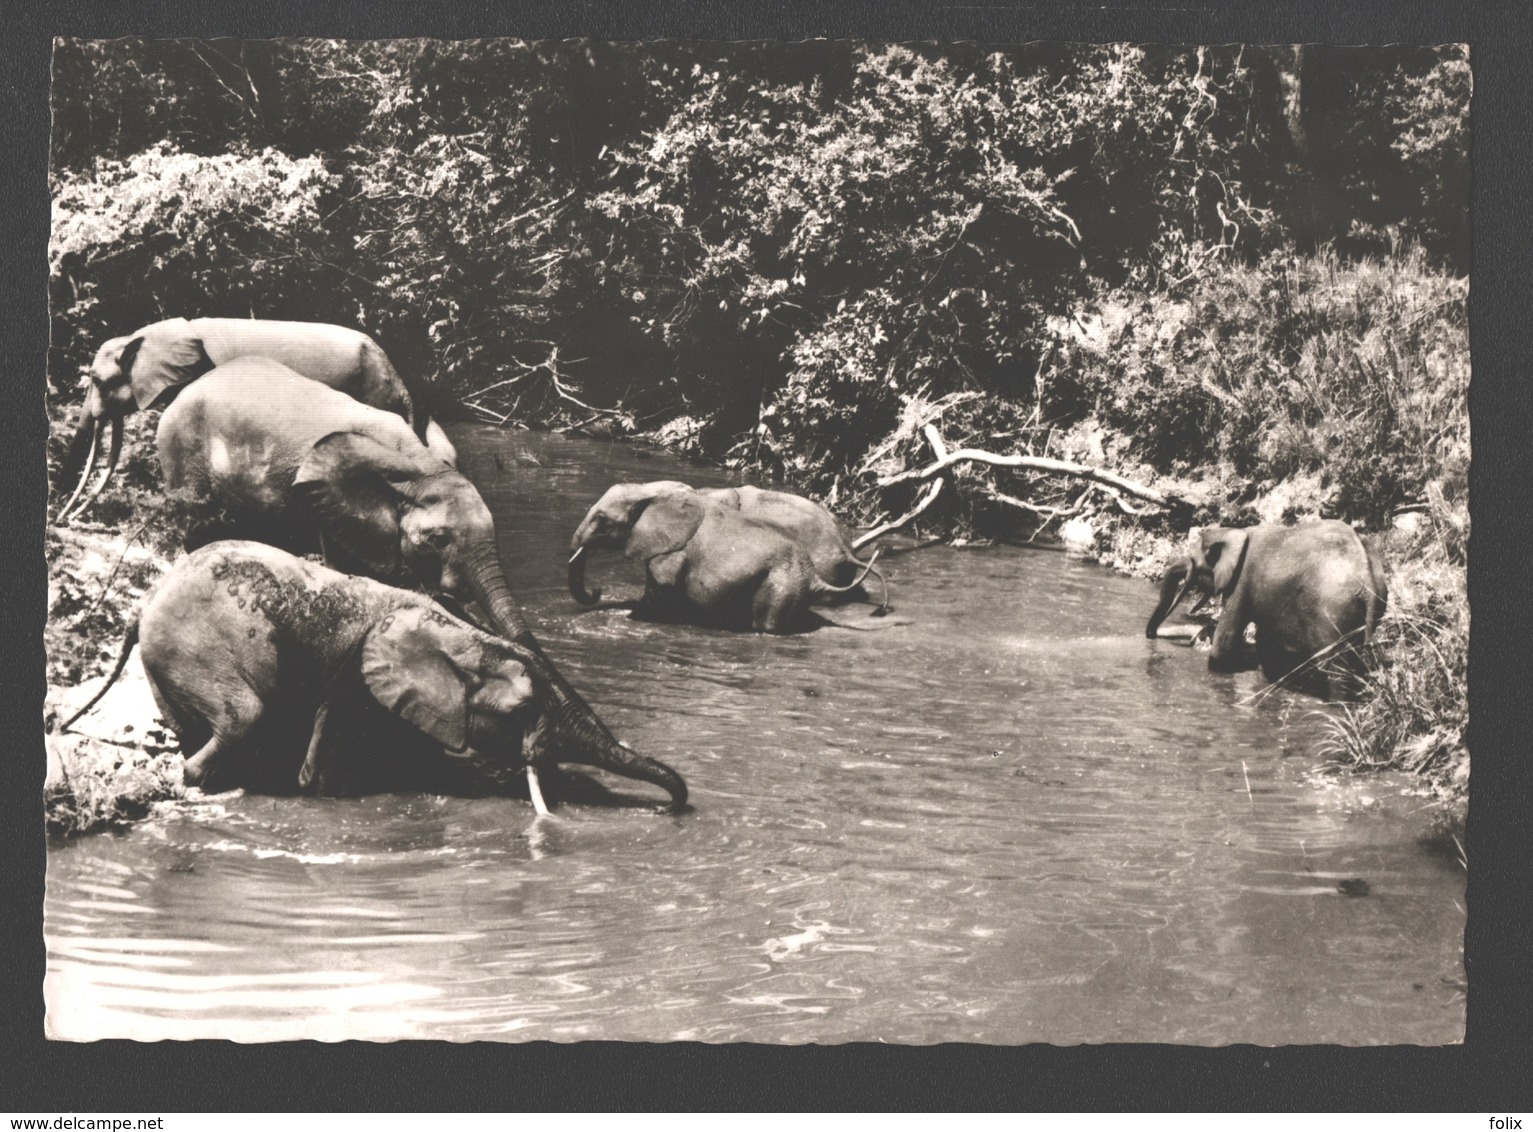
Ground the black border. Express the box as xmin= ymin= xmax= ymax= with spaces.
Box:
xmin=4 ymin=0 xmax=1528 ymax=1113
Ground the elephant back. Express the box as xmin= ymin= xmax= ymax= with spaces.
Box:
xmin=191 ymin=318 xmax=412 ymax=420
xmin=714 ymin=486 xmax=858 ymax=582
xmin=156 ymin=358 xmax=428 ymax=549
xmin=165 ymin=357 xmax=419 ymax=456
xmin=139 ymin=542 xmax=373 ymax=698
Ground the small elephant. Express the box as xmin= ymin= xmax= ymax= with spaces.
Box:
xmin=1145 ymin=520 xmax=1388 ymax=697
xmin=157 ymin=357 xmax=641 ymax=776
xmin=56 ymin=317 xmax=456 ymax=521
xmin=568 ymin=486 xmax=886 ymax=633
xmin=62 ymin=541 xmax=687 ymax=812
xmin=585 ymin=481 xmax=884 ymax=596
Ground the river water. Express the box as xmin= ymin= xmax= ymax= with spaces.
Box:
xmin=45 ymin=427 xmax=1465 ymax=1044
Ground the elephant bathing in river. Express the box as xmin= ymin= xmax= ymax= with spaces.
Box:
xmin=56 ymin=317 xmax=456 ymax=521
xmin=1145 ymin=520 xmax=1388 ymax=698
xmin=63 ymin=542 xmax=686 ymax=811
xmin=157 ymin=356 xmax=644 ymax=785
xmin=568 ymin=485 xmax=887 ymax=633
xmin=583 ymin=481 xmax=884 ymax=597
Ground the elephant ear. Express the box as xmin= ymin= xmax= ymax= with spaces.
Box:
xmin=360 ymin=610 xmax=473 ymax=753
xmin=627 ymin=491 xmax=708 ymax=585
xmin=125 ymin=321 xmax=208 ymax=410
xmin=1203 ymin=528 xmax=1250 ymax=597
xmin=293 ymin=432 xmax=421 ymax=580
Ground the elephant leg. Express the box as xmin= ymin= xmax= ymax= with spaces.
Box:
xmin=182 ymin=731 xmax=242 ymax=789
xmin=180 ymin=687 xmax=264 ymax=790
xmin=170 ymin=491 xmax=254 ymax=553
xmin=297 ymin=700 xmax=333 ymax=793
xmin=1319 ymin=648 xmax=1369 ymax=703
xmin=751 ymin=572 xmax=805 ymax=634
xmin=1206 ymin=600 xmax=1252 ymax=672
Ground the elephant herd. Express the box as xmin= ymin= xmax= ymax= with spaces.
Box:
xmin=55 ymin=318 xmax=1389 ymax=818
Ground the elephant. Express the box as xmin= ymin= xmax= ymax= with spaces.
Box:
xmin=61 ymin=541 xmax=686 ymax=811
xmin=1145 ymin=520 xmax=1388 ymax=697
xmin=581 ymin=481 xmax=884 ymax=596
xmin=568 ymin=486 xmax=887 ymax=633
xmin=55 ymin=316 xmax=456 ymax=521
xmin=156 ymin=356 xmax=648 ymax=786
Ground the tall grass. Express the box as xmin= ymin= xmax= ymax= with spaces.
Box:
xmin=1315 ymin=492 xmax=1469 ymax=814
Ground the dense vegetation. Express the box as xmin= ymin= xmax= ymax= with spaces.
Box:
xmin=47 ymin=39 xmax=1470 ymax=819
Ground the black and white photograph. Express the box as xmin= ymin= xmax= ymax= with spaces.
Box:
xmin=40 ymin=38 xmax=1469 ymax=1046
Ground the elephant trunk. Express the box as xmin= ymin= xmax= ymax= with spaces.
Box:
xmin=1146 ymin=556 xmax=1196 ymax=638
xmin=463 ymin=539 xmax=684 ymax=811
xmin=462 ymin=537 xmax=536 ymax=644
xmin=567 ymin=543 xmax=601 ymax=605
xmin=558 ymin=733 xmax=688 ymax=814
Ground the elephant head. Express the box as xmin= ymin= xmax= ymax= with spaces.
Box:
xmin=1144 ymin=527 xmax=1249 ymax=638
xmin=57 ymin=320 xmax=211 ymax=519
xmin=568 ymin=483 xmax=705 ymax=604
xmin=297 ymin=436 xmax=686 ymax=812
xmin=294 ymin=431 xmax=535 ymax=641
xmin=361 ymin=605 xmax=543 ymax=770
xmin=361 ymin=605 xmax=687 ymax=809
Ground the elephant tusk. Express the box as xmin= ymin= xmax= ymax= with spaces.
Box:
xmin=1171 ymin=574 xmax=1195 ymax=615
xmin=64 ymin=416 xmax=123 ymax=522
xmin=58 ymin=418 xmax=101 ymax=523
xmin=526 ymin=765 xmax=552 ymax=817
xmin=1186 ymin=592 xmax=1216 ymax=618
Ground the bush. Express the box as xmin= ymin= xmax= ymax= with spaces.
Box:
xmin=1055 ymin=244 xmax=1468 ymax=530
xmin=49 ymin=143 xmax=341 ymax=393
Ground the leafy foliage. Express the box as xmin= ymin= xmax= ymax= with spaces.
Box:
xmin=47 ymin=39 xmax=1471 ymax=806
xmin=1054 ymin=246 xmax=1468 ymax=530
xmin=49 ymin=144 xmax=340 ymax=396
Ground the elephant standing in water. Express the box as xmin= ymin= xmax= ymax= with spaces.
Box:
xmin=156 ymin=357 xmax=657 ymax=806
xmin=1146 ymin=520 xmax=1388 ymax=697
xmin=598 ymin=481 xmax=884 ymax=596
xmin=63 ymin=542 xmax=686 ymax=811
xmin=55 ymin=317 xmax=456 ymax=520
xmin=568 ymin=485 xmax=887 ymax=633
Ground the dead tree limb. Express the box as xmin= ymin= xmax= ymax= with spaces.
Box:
xmin=851 ymin=425 xmax=950 ymax=552
xmin=987 ymin=490 xmax=1083 ymax=520
xmin=852 ymin=478 xmax=945 ymax=552
xmin=877 ymin=432 xmax=1181 ymax=509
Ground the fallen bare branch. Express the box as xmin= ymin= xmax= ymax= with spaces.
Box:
xmin=987 ymin=490 xmax=1080 ymax=520
xmin=922 ymin=423 xmax=950 ymax=461
xmin=880 ymin=432 xmax=1179 ymax=508
xmin=852 ymin=424 xmax=951 ymax=551
xmin=1097 ymin=484 xmax=1155 ymax=516
xmin=857 ymin=390 xmax=978 ymax=475
xmin=852 ymin=478 xmax=945 ymax=552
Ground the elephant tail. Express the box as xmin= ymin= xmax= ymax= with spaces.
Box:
xmin=817 ymin=550 xmax=889 ymax=614
xmin=58 ymin=620 xmax=139 ymax=734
